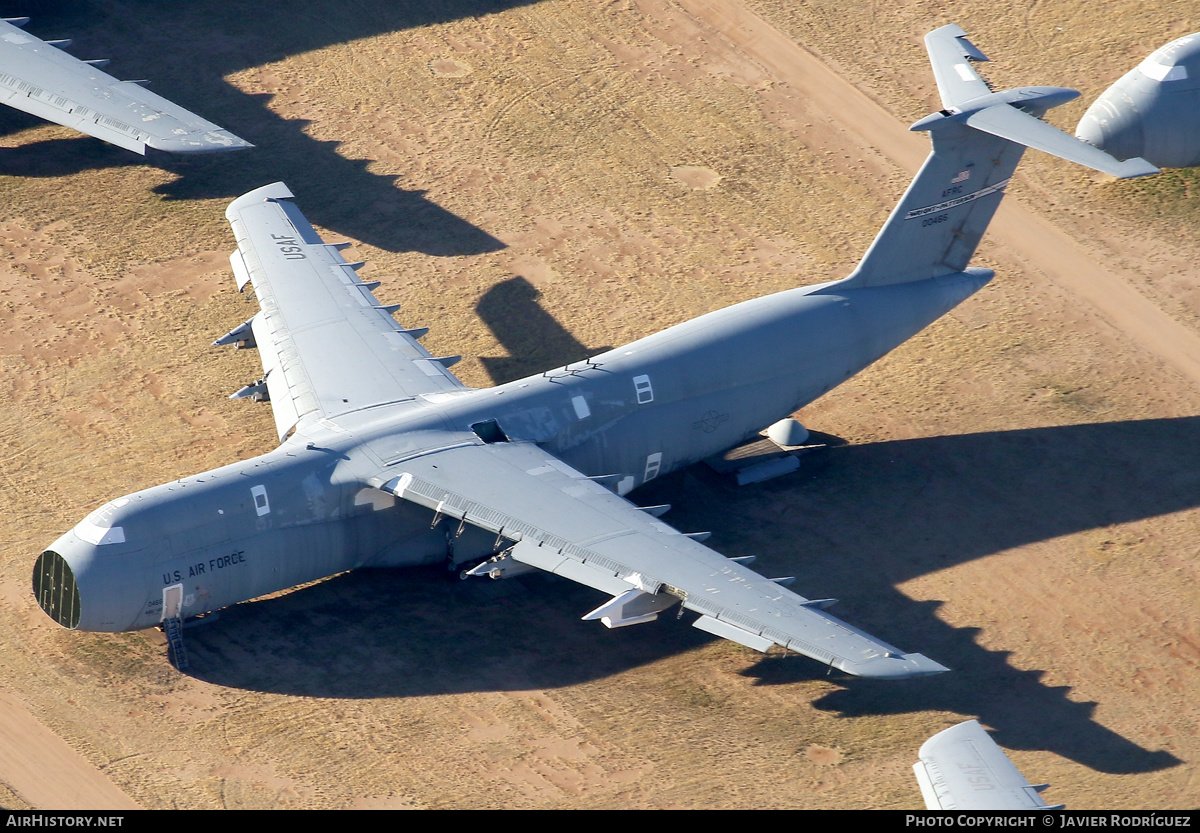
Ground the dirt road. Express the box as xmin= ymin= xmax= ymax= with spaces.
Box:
xmin=0 ymin=693 xmax=139 ymax=810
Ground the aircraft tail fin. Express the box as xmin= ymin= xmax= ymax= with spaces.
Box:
xmin=837 ymin=24 xmax=1157 ymax=291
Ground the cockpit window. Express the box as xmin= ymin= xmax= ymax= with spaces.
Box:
xmin=74 ymin=500 xmax=127 ymax=546
xmin=1138 ymin=57 xmax=1189 ymax=82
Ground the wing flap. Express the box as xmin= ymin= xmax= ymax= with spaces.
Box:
xmin=692 ymin=614 xmax=775 ymax=652
xmin=377 ymin=439 xmax=947 ymax=679
xmin=509 ymin=540 xmax=634 ymax=598
xmin=224 ymin=184 xmax=468 ymax=441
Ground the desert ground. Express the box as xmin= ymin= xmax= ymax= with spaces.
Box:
xmin=1 ymin=0 xmax=1198 ymax=810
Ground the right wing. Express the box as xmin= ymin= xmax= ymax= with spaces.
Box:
xmin=223 ymin=183 xmax=469 ymax=441
xmin=375 ymin=438 xmax=948 ymax=679
xmin=914 ymin=720 xmax=1062 ymax=810
xmin=0 ymin=17 xmax=250 ymax=154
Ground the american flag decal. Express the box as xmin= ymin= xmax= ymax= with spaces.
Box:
xmin=951 ymin=169 xmax=971 ymax=184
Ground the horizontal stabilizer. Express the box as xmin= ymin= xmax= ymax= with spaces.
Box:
xmin=840 ymin=25 xmax=1159 ymax=291
xmin=963 ymin=104 xmax=1158 ymax=178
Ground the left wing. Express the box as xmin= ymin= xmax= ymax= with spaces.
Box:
xmin=375 ymin=439 xmax=948 ymax=679
xmin=914 ymin=720 xmax=1062 ymax=810
xmin=223 ymin=183 xmax=469 ymax=441
xmin=0 ymin=17 xmax=250 ymax=154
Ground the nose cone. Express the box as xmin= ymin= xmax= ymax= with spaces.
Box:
xmin=33 ymin=527 xmax=146 ymax=632
xmin=32 ymin=548 xmax=82 ymax=629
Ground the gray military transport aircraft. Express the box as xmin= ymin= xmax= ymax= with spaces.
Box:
xmin=32 ymin=25 xmax=1157 ymax=676
xmin=0 ymin=16 xmax=251 ymax=154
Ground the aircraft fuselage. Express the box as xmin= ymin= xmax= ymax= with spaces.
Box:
xmin=35 ymin=268 xmax=990 ymax=632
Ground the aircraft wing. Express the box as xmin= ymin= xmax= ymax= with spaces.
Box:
xmin=0 ymin=17 xmax=250 ymax=154
xmin=374 ymin=439 xmax=948 ymax=679
xmin=914 ymin=720 xmax=1062 ymax=810
xmin=223 ymin=183 xmax=468 ymax=441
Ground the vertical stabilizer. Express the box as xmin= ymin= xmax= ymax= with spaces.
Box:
xmin=839 ymin=123 xmax=1023 ymax=289
xmin=837 ymin=25 xmax=1156 ymax=291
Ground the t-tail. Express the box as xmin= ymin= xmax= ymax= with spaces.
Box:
xmin=837 ymin=24 xmax=1158 ymax=290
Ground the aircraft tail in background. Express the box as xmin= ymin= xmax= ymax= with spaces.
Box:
xmin=837 ymin=24 xmax=1157 ymax=291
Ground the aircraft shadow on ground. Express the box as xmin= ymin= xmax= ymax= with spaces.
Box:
xmin=475 ymin=276 xmax=612 ymax=383
xmin=0 ymin=0 xmax=535 ymax=253
xmin=184 ymin=415 xmax=1200 ymax=774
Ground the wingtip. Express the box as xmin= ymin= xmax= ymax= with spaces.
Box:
xmin=842 ymin=652 xmax=949 ymax=678
xmin=226 ymin=182 xmax=296 ymax=219
xmin=145 ymin=129 xmax=254 ymax=154
xmin=899 ymin=652 xmax=951 ymax=677
xmin=1114 ymin=157 xmax=1160 ymax=179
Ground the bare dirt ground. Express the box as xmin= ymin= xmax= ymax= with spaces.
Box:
xmin=0 ymin=0 xmax=1198 ymax=810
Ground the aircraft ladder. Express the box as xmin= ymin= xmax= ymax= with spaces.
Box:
xmin=163 ymin=616 xmax=188 ymax=670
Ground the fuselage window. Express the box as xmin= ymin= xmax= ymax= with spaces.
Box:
xmin=633 ymin=375 xmax=654 ymax=404
xmin=251 ymin=484 xmax=271 ymax=516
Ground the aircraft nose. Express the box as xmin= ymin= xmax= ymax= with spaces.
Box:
xmin=31 ymin=532 xmax=139 ymax=632
xmin=32 ymin=548 xmax=83 ymax=629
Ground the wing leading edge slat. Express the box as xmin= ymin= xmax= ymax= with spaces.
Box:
xmin=224 ymin=183 xmax=468 ymax=441
xmin=375 ymin=438 xmax=947 ymax=679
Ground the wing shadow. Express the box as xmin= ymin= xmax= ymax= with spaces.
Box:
xmin=638 ymin=416 xmax=1200 ymax=774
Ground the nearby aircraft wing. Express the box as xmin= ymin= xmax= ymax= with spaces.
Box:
xmin=914 ymin=720 xmax=1063 ymax=810
xmin=375 ymin=439 xmax=948 ymax=679
xmin=0 ymin=17 xmax=250 ymax=154
xmin=223 ymin=182 xmax=468 ymax=441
